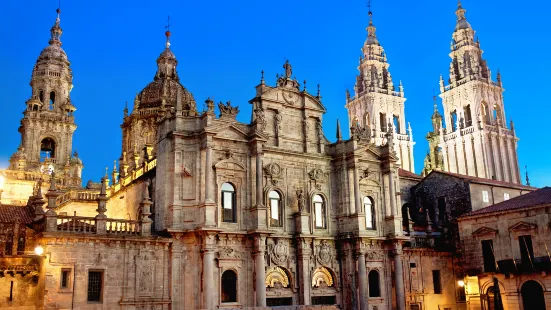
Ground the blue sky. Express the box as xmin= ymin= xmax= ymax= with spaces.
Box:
xmin=0 ymin=0 xmax=549 ymax=187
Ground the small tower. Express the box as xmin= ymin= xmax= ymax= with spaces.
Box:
xmin=345 ymin=8 xmax=415 ymax=172
xmin=422 ymin=96 xmax=444 ymax=176
xmin=436 ymin=2 xmax=520 ymax=183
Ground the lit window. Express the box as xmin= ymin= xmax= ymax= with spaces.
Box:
xmin=313 ymin=195 xmax=326 ymax=229
xmin=482 ymin=191 xmax=489 ymax=203
xmin=504 ymin=193 xmax=510 ymax=201
xmin=221 ymin=183 xmax=236 ymax=223
xmin=364 ymin=197 xmax=375 ymax=229
xmin=269 ymin=191 xmax=282 ymax=227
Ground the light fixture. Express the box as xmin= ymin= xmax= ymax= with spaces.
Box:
xmin=458 ymin=280 xmax=465 ymax=287
xmin=34 ymin=246 xmax=44 ymax=256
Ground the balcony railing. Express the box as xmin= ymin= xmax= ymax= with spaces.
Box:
xmin=496 ymin=256 xmax=551 ymax=274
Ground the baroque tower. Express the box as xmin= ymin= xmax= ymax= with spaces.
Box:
xmin=424 ymin=2 xmax=520 ymax=183
xmin=119 ymin=30 xmax=197 ymax=177
xmin=1 ymin=8 xmax=83 ymax=205
xmin=345 ymin=11 xmax=415 ymax=172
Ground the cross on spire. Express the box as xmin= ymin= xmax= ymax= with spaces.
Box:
xmin=367 ymin=0 xmax=372 ymax=16
xmin=165 ymin=15 xmax=172 ymax=48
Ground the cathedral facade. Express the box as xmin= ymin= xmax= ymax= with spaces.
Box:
xmin=0 ymin=2 xmax=529 ymax=310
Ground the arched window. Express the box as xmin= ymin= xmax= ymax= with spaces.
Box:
xmin=221 ymin=183 xmax=236 ymax=223
xmin=393 ymin=115 xmax=400 ymax=133
xmin=221 ymin=270 xmax=237 ymax=303
xmin=269 ymin=191 xmax=282 ymax=227
xmin=368 ymin=270 xmax=381 ymax=297
xmin=49 ymin=91 xmax=56 ymax=110
xmin=39 ymin=90 xmax=44 ymax=103
xmin=364 ymin=197 xmax=375 ymax=229
xmin=313 ymin=195 xmax=326 ymax=229
xmin=40 ymin=138 xmax=56 ymax=161
xmin=450 ymin=110 xmax=458 ymax=131
xmin=464 ymin=104 xmax=472 ymax=127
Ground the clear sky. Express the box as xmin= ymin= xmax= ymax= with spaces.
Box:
xmin=0 ymin=0 xmax=549 ymax=187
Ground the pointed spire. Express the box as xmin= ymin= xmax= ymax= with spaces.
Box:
xmin=525 ymin=166 xmax=531 ymax=186
xmin=260 ymin=70 xmax=265 ymax=84
xmin=165 ymin=15 xmax=172 ymax=49
xmin=303 ymin=80 xmax=307 ymax=92
xmin=124 ymin=101 xmax=128 ymax=117
xmin=336 ymin=119 xmax=342 ymax=142
xmin=317 ymin=84 xmax=322 ymax=101
xmin=365 ymin=8 xmax=378 ymax=45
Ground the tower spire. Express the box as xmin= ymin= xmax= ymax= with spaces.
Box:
xmin=165 ymin=15 xmax=172 ymax=48
xmin=49 ymin=6 xmax=63 ymax=46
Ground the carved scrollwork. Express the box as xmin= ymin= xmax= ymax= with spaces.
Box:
xmin=218 ymin=247 xmax=242 ymax=259
xmin=316 ymin=240 xmax=332 ymax=265
xmin=365 ymin=251 xmax=385 ymax=261
xmin=270 ymin=239 xmax=289 ymax=265
xmin=264 ymin=163 xmax=283 ymax=186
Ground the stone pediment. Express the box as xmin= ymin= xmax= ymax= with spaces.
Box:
xmin=211 ymin=124 xmax=249 ymax=141
xmin=508 ymin=221 xmax=537 ymax=232
xmin=214 ymin=159 xmax=246 ymax=171
xmin=472 ymin=226 xmax=498 ymax=237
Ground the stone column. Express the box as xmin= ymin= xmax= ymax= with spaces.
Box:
xmin=44 ymin=172 xmax=59 ymax=232
xmin=205 ymin=146 xmax=213 ymax=203
xmin=353 ymin=164 xmax=361 ymax=215
xmin=95 ymin=176 xmax=108 ymax=234
xmin=357 ymin=252 xmax=368 ymax=310
xmin=388 ymin=167 xmax=397 ymax=217
xmin=297 ymin=238 xmax=312 ymax=305
xmin=254 ymin=235 xmax=267 ymax=307
xmin=170 ymin=238 xmax=184 ymax=310
xmin=202 ymin=232 xmax=217 ymax=310
xmin=256 ymin=150 xmax=263 ymax=208
xmin=393 ymin=246 xmax=406 ymax=310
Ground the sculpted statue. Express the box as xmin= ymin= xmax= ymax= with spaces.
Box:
xmin=283 ymin=60 xmax=292 ymax=78
xmin=297 ymin=189 xmax=306 ymax=212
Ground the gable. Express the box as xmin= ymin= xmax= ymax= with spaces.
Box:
xmin=508 ymin=221 xmax=537 ymax=232
xmin=472 ymin=226 xmax=498 ymax=237
xmin=212 ymin=124 xmax=249 ymax=141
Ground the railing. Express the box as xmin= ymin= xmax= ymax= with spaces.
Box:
xmin=106 ymin=219 xmax=140 ymax=235
xmin=57 ymin=216 xmax=96 ymax=233
xmin=461 ymin=126 xmax=475 ymax=135
xmin=56 ymin=190 xmax=100 ymax=206
xmin=496 ymin=256 xmax=551 ymax=274
xmin=407 ymin=236 xmax=435 ymax=248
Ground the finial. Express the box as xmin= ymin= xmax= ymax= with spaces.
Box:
xmin=336 ymin=119 xmax=342 ymax=141
xmin=124 ymin=101 xmax=128 ymax=117
xmin=317 ymin=84 xmax=321 ymax=99
xmin=49 ymin=171 xmax=57 ymax=191
xmin=367 ymin=0 xmax=373 ymax=19
xmin=113 ymin=160 xmax=118 ymax=172
xmin=165 ymin=15 xmax=172 ymax=48
xmin=525 ymin=166 xmax=531 ymax=186
xmin=260 ymin=70 xmax=265 ymax=84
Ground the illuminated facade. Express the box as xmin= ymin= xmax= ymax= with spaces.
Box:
xmin=0 ymin=2 xmax=531 ymax=310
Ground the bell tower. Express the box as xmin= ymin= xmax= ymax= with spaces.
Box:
xmin=345 ymin=9 xmax=415 ymax=172
xmin=433 ymin=1 xmax=520 ymax=183
xmin=4 ymin=7 xmax=83 ymax=201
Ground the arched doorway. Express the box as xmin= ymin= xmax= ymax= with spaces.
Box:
xmin=521 ymin=280 xmax=546 ymax=310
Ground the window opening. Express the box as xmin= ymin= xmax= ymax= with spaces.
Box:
xmin=61 ymin=269 xmax=71 ymax=289
xmin=432 ymin=270 xmax=442 ymax=294
xmin=482 ymin=191 xmax=489 ymax=203
xmin=221 ymin=270 xmax=237 ymax=303
xmin=313 ymin=195 xmax=325 ymax=228
xmin=481 ymin=240 xmax=496 ymax=272
xmin=368 ymin=270 xmax=381 ymax=297
xmin=269 ymin=191 xmax=282 ymax=227
xmin=87 ymin=271 xmax=103 ymax=302
xmin=379 ymin=113 xmax=387 ymax=131
xmin=364 ymin=197 xmax=375 ymax=229
xmin=40 ymin=138 xmax=56 ymax=161
xmin=221 ymin=183 xmax=236 ymax=223
xmin=49 ymin=91 xmax=55 ymax=110
xmin=450 ymin=110 xmax=458 ymax=131
xmin=393 ymin=115 xmax=400 ymax=133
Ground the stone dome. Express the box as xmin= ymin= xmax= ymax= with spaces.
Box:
xmin=38 ymin=45 xmax=68 ymax=62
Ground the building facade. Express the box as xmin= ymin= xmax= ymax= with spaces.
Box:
xmin=0 ymin=2 xmax=535 ymax=310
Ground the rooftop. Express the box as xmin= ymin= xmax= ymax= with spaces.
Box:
xmin=0 ymin=204 xmax=34 ymax=224
xmin=427 ymin=170 xmax=536 ymax=191
xmin=461 ymin=186 xmax=551 ymax=218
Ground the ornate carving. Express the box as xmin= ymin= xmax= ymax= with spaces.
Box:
xmin=136 ymin=252 xmax=153 ymax=295
xmin=309 ymin=168 xmax=324 ymax=181
xmin=350 ymin=123 xmax=371 ymax=142
xmin=265 ymin=266 xmax=290 ymax=288
xmin=270 ymin=239 xmax=289 ymax=265
xmin=365 ymin=251 xmax=384 ymax=261
xmin=317 ymin=240 xmax=332 ymax=265
xmin=296 ymin=189 xmax=307 ymax=213
xmin=264 ymin=163 xmax=282 ymax=186
xmin=312 ymin=266 xmax=333 ymax=288
xmin=254 ymin=107 xmax=267 ymax=132
xmin=218 ymin=247 xmax=242 ymax=259
xmin=218 ymin=101 xmax=239 ymax=117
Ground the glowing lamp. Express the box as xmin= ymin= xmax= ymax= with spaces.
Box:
xmin=34 ymin=246 xmax=44 ymax=256
xmin=458 ymin=280 xmax=465 ymax=287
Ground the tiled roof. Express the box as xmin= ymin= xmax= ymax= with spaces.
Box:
xmin=462 ymin=187 xmax=551 ymax=217
xmin=428 ymin=170 xmax=536 ymax=191
xmin=0 ymin=204 xmax=34 ymax=224
xmin=398 ymin=168 xmax=422 ymax=180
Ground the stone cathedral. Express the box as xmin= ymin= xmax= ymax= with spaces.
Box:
xmin=0 ymin=2 xmax=531 ymax=310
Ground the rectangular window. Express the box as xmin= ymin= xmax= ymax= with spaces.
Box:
xmin=61 ymin=269 xmax=71 ymax=289
xmin=519 ymin=235 xmax=534 ymax=266
xmin=366 ymin=210 xmax=373 ymax=229
xmin=432 ymin=270 xmax=442 ymax=294
xmin=315 ymin=202 xmax=324 ymax=228
xmin=482 ymin=191 xmax=489 ymax=203
xmin=270 ymin=199 xmax=279 ymax=220
xmin=481 ymin=240 xmax=496 ymax=272
xmin=87 ymin=271 xmax=103 ymax=303
xmin=223 ymin=192 xmax=233 ymax=210
xmin=504 ymin=193 xmax=510 ymax=200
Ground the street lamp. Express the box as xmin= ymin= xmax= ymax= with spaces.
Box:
xmin=458 ymin=280 xmax=465 ymax=287
xmin=34 ymin=246 xmax=44 ymax=256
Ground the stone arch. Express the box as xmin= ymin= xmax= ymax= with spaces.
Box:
xmin=266 ymin=188 xmax=285 ymax=228
xmin=310 ymin=192 xmax=329 ymax=230
xmin=221 ymin=269 xmax=238 ymax=303
xmin=368 ymin=269 xmax=381 ymax=297
xmin=39 ymin=136 xmax=57 ymax=161
xmin=521 ymin=280 xmax=546 ymax=310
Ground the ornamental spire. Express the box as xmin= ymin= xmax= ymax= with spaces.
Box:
xmin=455 ymin=0 xmax=471 ymax=30
xmin=49 ymin=7 xmax=63 ymax=46
xmin=165 ymin=15 xmax=172 ymax=49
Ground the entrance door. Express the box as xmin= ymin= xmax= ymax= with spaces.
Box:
xmin=521 ymin=280 xmax=546 ymax=310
